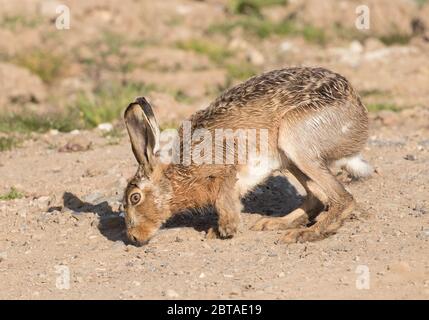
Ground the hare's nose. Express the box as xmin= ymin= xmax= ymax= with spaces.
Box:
xmin=127 ymin=229 xmax=149 ymax=246
xmin=129 ymin=233 xmax=138 ymax=243
xmin=127 ymin=232 xmax=140 ymax=245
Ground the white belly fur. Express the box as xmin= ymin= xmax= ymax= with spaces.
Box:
xmin=236 ymin=156 xmax=281 ymax=196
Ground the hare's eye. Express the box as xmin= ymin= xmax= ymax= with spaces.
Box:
xmin=130 ymin=193 xmax=141 ymax=205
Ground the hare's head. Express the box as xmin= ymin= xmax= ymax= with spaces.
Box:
xmin=123 ymin=97 xmax=170 ymax=246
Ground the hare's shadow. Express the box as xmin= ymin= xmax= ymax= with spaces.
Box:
xmin=57 ymin=175 xmax=302 ymax=243
xmin=165 ymin=175 xmax=302 ymax=231
xmin=54 ymin=192 xmax=128 ymax=243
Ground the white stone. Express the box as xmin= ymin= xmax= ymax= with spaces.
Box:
xmin=97 ymin=123 xmax=113 ymax=132
xmin=49 ymin=129 xmax=59 ymax=136
xmin=279 ymin=41 xmax=293 ymax=52
xmin=350 ymin=40 xmax=364 ymax=54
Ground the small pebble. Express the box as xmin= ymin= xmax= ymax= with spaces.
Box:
xmin=83 ymin=192 xmax=103 ymax=203
xmin=229 ymin=287 xmax=242 ymax=296
xmin=404 ymin=154 xmax=416 ymax=161
xmin=19 ymin=211 xmax=27 ymax=218
xmin=0 ymin=252 xmax=7 ymax=262
xmin=166 ymin=289 xmax=179 ymax=298
xmin=49 ymin=129 xmax=59 ymax=136
xmin=35 ymin=196 xmax=51 ymax=209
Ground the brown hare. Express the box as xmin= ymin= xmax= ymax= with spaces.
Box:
xmin=122 ymin=67 xmax=372 ymax=246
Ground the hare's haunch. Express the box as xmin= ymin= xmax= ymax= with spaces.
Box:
xmin=122 ymin=67 xmax=372 ymax=245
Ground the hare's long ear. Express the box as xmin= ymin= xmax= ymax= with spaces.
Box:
xmin=124 ymin=97 xmax=160 ymax=176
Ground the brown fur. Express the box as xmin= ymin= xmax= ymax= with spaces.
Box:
xmin=123 ymin=67 xmax=370 ymax=245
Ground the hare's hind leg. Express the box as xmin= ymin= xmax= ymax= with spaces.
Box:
xmin=250 ymin=163 xmax=324 ymax=231
xmin=274 ymin=105 xmax=360 ymax=243
xmin=278 ymin=155 xmax=355 ymax=243
xmin=280 ymin=148 xmax=355 ymax=243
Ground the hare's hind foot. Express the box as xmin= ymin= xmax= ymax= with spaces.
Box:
xmin=251 ymin=211 xmax=307 ymax=231
xmin=277 ymin=197 xmax=356 ymax=244
xmin=251 ymin=207 xmax=309 ymax=231
xmin=251 ymin=178 xmax=324 ymax=232
xmin=277 ymin=228 xmax=324 ymax=244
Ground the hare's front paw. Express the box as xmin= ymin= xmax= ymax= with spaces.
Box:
xmin=218 ymin=223 xmax=237 ymax=239
xmin=217 ymin=215 xmax=239 ymax=239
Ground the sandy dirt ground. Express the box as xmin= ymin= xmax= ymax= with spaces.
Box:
xmin=0 ymin=108 xmax=428 ymax=299
xmin=0 ymin=0 xmax=428 ymax=299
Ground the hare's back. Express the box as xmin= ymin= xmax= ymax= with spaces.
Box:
xmin=189 ymin=67 xmax=363 ymax=131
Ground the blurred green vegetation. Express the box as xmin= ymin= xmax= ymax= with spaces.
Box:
xmin=13 ymin=49 xmax=68 ymax=84
xmin=379 ymin=34 xmax=413 ymax=46
xmin=0 ymin=1 xmax=417 ymax=141
xmin=0 ymin=112 xmax=77 ymax=133
xmin=0 ymin=136 xmax=20 ymax=152
xmin=159 ymin=120 xmax=181 ymax=131
xmin=102 ymin=126 xmax=125 ymax=145
xmin=176 ymin=39 xmax=233 ymax=64
xmin=414 ymin=0 xmax=428 ymax=7
xmin=205 ymin=0 xmax=324 ymax=44
xmin=212 ymin=2 xmax=413 ymax=46
xmin=0 ymin=83 xmax=155 ymax=134
xmin=225 ymin=63 xmax=258 ymax=80
xmin=100 ymin=30 xmax=124 ymax=56
xmin=228 ymin=0 xmax=288 ymax=16
xmin=359 ymin=89 xmax=388 ymax=98
xmin=171 ymin=89 xmax=195 ymax=104
xmin=0 ymin=14 xmax=42 ymax=31
xmin=176 ymin=38 xmax=260 ymax=81
xmin=78 ymin=30 xmax=139 ymax=76
xmin=367 ymin=103 xmax=400 ymax=112
xmin=0 ymin=187 xmax=24 ymax=201
xmin=74 ymin=83 xmax=149 ymax=128
xmin=208 ymin=17 xmax=325 ymax=44
xmin=334 ymin=24 xmax=413 ymax=46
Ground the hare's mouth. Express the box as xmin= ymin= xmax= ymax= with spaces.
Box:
xmin=126 ymin=224 xmax=155 ymax=246
xmin=126 ymin=231 xmax=150 ymax=246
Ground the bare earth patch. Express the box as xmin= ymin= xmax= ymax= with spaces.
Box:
xmin=0 ymin=108 xmax=427 ymax=299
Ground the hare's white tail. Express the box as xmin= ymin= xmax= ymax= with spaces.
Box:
xmin=334 ymin=154 xmax=373 ymax=178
